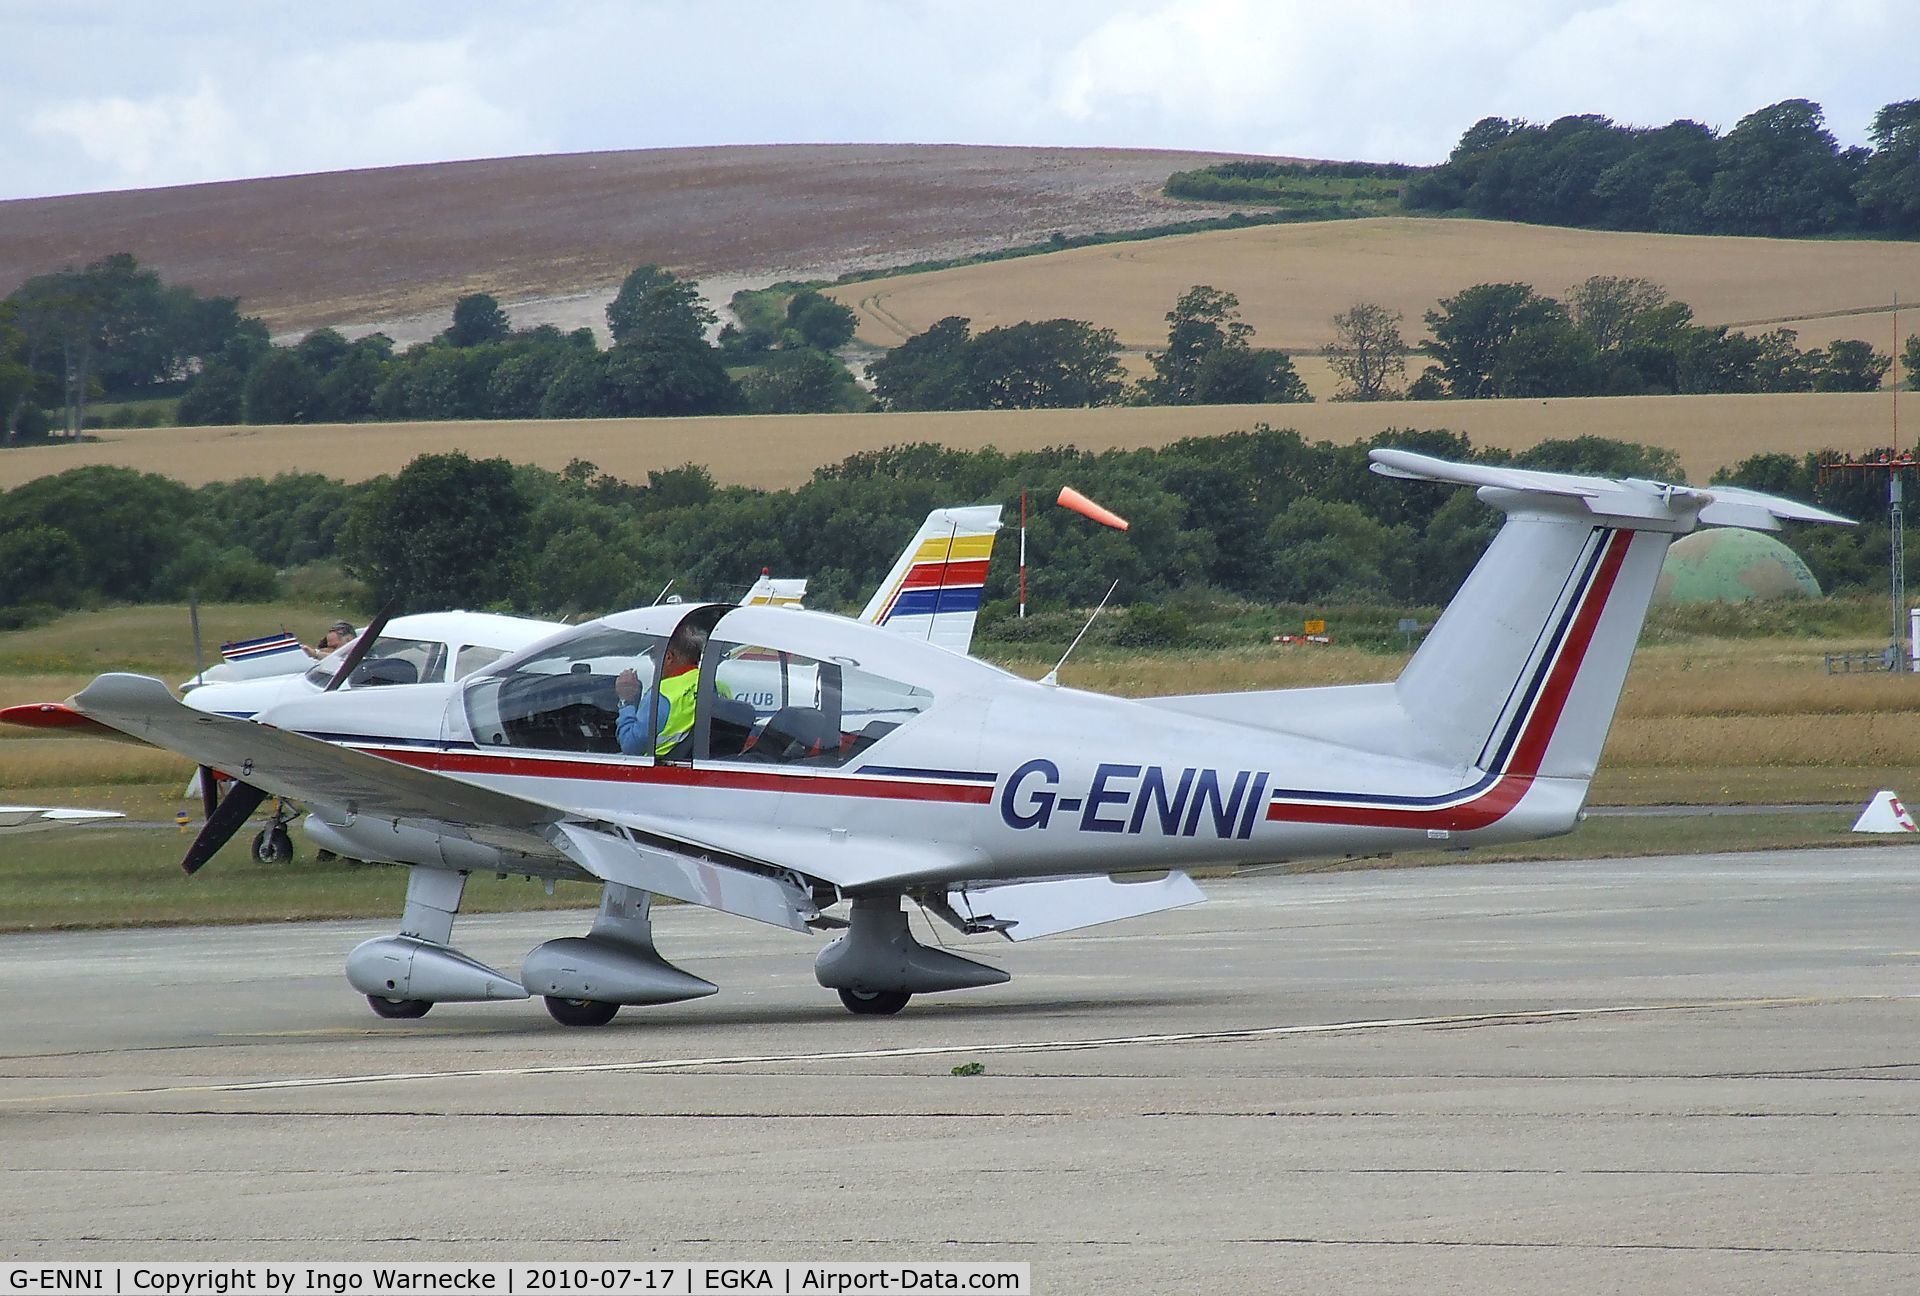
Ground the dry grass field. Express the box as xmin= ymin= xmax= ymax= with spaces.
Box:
xmin=0 ymin=390 xmax=1899 ymax=491
xmin=833 ymin=216 xmax=1920 ymax=397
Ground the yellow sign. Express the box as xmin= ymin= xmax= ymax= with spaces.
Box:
xmin=1304 ymin=619 xmax=1326 ymax=635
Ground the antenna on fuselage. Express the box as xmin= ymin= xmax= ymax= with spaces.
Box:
xmin=650 ymin=579 xmax=675 ymax=606
xmin=1040 ymin=580 xmax=1118 ymax=687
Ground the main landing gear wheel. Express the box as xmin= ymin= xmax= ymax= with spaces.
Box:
xmin=251 ymin=825 xmax=294 ymax=864
xmin=838 ymin=988 xmax=912 ymax=1016
xmin=544 ymin=995 xmax=621 ymax=1027
xmin=366 ymin=995 xmax=432 ymax=1019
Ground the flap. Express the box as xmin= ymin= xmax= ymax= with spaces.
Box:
xmin=950 ymin=871 xmax=1205 ymax=941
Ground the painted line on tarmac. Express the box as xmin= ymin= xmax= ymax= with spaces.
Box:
xmin=3 ymin=994 xmax=1901 ymax=1108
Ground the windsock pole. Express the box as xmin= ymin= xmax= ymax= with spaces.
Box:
xmin=1019 ymin=490 xmax=1028 ymax=619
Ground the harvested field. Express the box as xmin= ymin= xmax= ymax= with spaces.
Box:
xmin=0 ymin=390 xmax=1899 ymax=491
xmin=0 ymin=144 xmax=1257 ymax=335
xmin=834 ymin=216 xmax=1920 ymax=395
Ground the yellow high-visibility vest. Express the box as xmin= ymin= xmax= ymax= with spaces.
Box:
xmin=654 ymin=668 xmax=732 ymax=756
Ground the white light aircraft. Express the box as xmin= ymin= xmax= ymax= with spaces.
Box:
xmin=0 ymin=806 xmax=124 ymax=834
xmin=175 ymin=505 xmax=1003 ymax=721
xmin=17 ymin=454 xmax=1846 ymax=1026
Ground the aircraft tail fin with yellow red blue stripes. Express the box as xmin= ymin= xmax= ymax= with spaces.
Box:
xmin=859 ymin=505 xmax=1003 ymax=653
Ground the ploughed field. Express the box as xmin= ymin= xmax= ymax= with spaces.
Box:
xmin=0 ymin=144 xmax=1256 ymax=335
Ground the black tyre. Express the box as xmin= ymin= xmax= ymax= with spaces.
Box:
xmin=544 ymin=995 xmax=620 ymax=1027
xmin=252 ymin=826 xmax=294 ymax=865
xmin=366 ymin=994 xmax=432 ymax=1019
xmin=838 ymin=988 xmax=911 ymax=1016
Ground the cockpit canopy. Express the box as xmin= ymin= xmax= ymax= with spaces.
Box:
xmin=462 ymin=603 xmax=999 ymax=765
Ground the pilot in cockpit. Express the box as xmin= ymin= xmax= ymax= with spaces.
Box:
xmin=613 ymin=619 xmax=732 ymax=758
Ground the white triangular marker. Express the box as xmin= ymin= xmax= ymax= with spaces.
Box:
xmin=1851 ymin=791 xmax=1918 ymax=833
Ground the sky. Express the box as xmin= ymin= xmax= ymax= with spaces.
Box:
xmin=2 ymin=0 xmax=1911 ymax=202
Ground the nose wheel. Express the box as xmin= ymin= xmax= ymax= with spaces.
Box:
xmin=838 ymin=988 xmax=912 ymax=1016
xmin=251 ymin=824 xmax=294 ymax=864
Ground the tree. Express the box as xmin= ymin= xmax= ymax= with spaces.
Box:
xmin=0 ymin=523 xmax=85 ymax=608
xmin=1704 ymin=99 xmax=1856 ymax=236
xmin=1191 ymin=346 xmax=1310 ymax=403
xmin=785 ymin=291 xmax=858 ymax=351
xmin=1420 ymin=283 xmax=1567 ymax=398
xmin=446 ymin=293 xmax=511 ymax=347
xmin=176 ymin=363 xmax=246 ymax=425
xmin=243 ymin=351 xmax=319 ymax=423
xmin=1812 ymin=339 xmax=1892 ymax=392
xmin=0 ymin=466 xmax=196 ymax=601
xmin=1142 ymin=285 xmax=1253 ymax=404
xmin=1859 ymin=99 xmax=1920 ymax=236
xmin=741 ymin=348 xmax=849 ymax=414
xmin=339 ymin=453 xmax=529 ymax=607
xmin=1566 ymin=276 xmax=1668 ymax=353
xmin=601 ymin=336 xmax=738 ymax=417
xmin=539 ymin=352 xmax=610 ymax=418
xmin=1905 ymin=334 xmax=1920 ymax=391
xmin=313 ymin=339 xmax=391 ymax=421
xmin=1326 ymin=303 xmax=1405 ymax=400
xmin=869 ymin=316 xmax=975 ymax=411
xmin=965 ymin=319 xmax=1126 ymax=409
xmin=487 ymin=348 xmax=567 ymax=418
xmin=605 ymin=265 xmax=714 ymax=346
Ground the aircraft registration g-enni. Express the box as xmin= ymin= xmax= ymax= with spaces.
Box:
xmin=29 ymin=452 xmax=1846 ymax=1026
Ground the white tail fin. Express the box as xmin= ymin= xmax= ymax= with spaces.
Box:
xmin=859 ymin=505 xmax=1004 ymax=654
xmin=741 ymin=571 xmax=807 ymax=607
xmin=1378 ymin=449 xmax=1849 ymax=786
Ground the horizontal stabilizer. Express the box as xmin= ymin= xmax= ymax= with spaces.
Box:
xmin=1369 ymin=449 xmax=1852 ymax=531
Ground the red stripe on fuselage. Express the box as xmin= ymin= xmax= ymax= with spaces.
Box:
xmin=1266 ymin=528 xmax=1635 ymax=831
xmin=363 ymin=746 xmax=994 ymax=805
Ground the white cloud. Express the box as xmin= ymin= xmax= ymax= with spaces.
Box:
xmin=24 ymin=32 xmax=542 ymax=194
xmin=30 ymin=79 xmax=259 ymax=188
xmin=1 ymin=0 xmax=1914 ymax=198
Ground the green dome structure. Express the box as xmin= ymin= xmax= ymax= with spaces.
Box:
xmin=1653 ymin=528 xmax=1822 ymax=604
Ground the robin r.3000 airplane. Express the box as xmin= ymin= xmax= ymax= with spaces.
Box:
xmin=37 ymin=451 xmax=1847 ymax=1026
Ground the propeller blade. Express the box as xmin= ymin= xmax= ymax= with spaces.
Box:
xmin=198 ymin=765 xmax=220 ymax=821
xmin=181 ymin=781 xmax=267 ymax=875
xmin=323 ymin=601 xmax=398 ymax=693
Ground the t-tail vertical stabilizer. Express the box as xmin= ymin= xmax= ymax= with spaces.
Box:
xmin=860 ymin=505 xmax=1004 ymax=654
xmin=1147 ymin=449 xmax=1848 ymax=843
xmin=1375 ymin=449 xmax=1850 ymax=795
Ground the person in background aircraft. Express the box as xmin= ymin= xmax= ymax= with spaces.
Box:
xmin=304 ymin=620 xmax=357 ymax=660
xmin=614 ymin=619 xmax=730 ymax=758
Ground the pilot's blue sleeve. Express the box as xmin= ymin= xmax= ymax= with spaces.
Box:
xmin=615 ymin=692 xmax=672 ymax=756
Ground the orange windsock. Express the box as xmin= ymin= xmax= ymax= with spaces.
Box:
xmin=1057 ymin=486 xmax=1129 ymax=531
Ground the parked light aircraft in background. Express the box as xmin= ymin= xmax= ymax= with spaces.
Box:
xmin=20 ymin=456 xmax=1846 ymax=1027
xmin=176 ymin=505 xmax=1003 ymax=723
xmin=0 ymin=806 xmax=123 ymax=834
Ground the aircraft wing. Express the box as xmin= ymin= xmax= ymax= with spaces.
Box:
xmin=67 ymin=673 xmax=828 ymax=929
xmin=72 ymin=673 xmax=570 ymax=859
